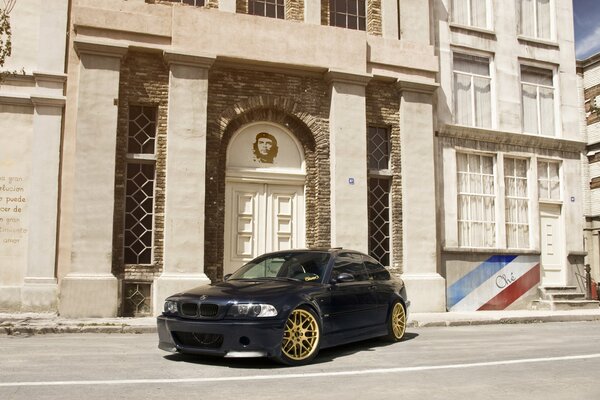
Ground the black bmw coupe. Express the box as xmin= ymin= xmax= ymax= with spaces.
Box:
xmin=157 ymin=248 xmax=410 ymax=365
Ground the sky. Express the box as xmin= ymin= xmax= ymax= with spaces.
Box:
xmin=574 ymin=0 xmax=600 ymax=60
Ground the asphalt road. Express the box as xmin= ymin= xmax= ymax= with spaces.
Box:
xmin=1 ymin=322 xmax=600 ymax=400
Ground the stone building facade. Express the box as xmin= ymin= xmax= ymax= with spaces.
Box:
xmin=434 ymin=0 xmax=587 ymax=311
xmin=0 ymin=0 xmax=68 ymax=312
xmin=0 ymin=0 xmax=589 ymax=317
xmin=52 ymin=0 xmax=443 ymax=317
xmin=579 ymin=52 xmax=600 ymax=290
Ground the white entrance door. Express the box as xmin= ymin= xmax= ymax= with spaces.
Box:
xmin=540 ymin=204 xmax=564 ymax=286
xmin=224 ymin=182 xmax=305 ymax=275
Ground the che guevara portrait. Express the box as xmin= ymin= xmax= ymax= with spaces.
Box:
xmin=252 ymin=132 xmax=279 ymax=164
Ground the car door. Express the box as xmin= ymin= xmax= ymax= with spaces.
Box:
xmin=363 ymin=255 xmax=393 ymax=326
xmin=326 ymin=252 xmax=379 ymax=333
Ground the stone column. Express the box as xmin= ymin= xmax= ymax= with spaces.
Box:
xmin=398 ymin=81 xmax=446 ymax=312
xmin=58 ymin=41 xmax=127 ymax=317
xmin=304 ymin=0 xmax=321 ymax=24
xmin=381 ymin=0 xmax=399 ymax=39
xmin=22 ymin=93 xmax=65 ymax=312
xmin=218 ymin=0 xmax=236 ymax=13
xmin=398 ymin=0 xmax=431 ymax=44
xmin=327 ymin=71 xmax=371 ymax=253
xmin=153 ymin=52 xmax=215 ymax=315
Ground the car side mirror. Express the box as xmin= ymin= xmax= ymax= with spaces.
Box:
xmin=224 ymin=274 xmax=232 ymax=281
xmin=333 ymin=273 xmax=355 ymax=283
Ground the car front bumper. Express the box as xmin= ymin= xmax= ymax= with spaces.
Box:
xmin=157 ymin=315 xmax=285 ymax=358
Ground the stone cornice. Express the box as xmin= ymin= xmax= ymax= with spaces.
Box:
xmin=325 ymin=70 xmax=372 ymax=86
xmin=0 ymin=94 xmax=65 ymax=108
xmin=163 ymin=51 xmax=216 ymax=69
xmin=396 ymin=79 xmax=439 ymax=94
xmin=73 ymin=39 xmax=128 ymax=59
xmin=33 ymin=72 xmax=68 ymax=83
xmin=438 ymin=124 xmax=587 ymax=154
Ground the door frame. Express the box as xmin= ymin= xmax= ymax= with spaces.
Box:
xmin=224 ymin=176 xmax=306 ymax=275
xmin=539 ymin=203 xmax=565 ymax=286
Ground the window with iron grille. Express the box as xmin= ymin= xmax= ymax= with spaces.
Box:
xmin=249 ymin=0 xmax=284 ymax=19
xmin=368 ymin=126 xmax=391 ymax=266
xmin=124 ymin=106 xmax=157 ymax=265
xmin=330 ymin=0 xmax=366 ymax=30
xmin=123 ymin=282 xmax=152 ymax=317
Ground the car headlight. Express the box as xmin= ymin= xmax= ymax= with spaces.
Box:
xmin=164 ymin=300 xmax=178 ymax=315
xmin=227 ymin=303 xmax=278 ymax=318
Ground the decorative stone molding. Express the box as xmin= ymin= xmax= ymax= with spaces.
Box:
xmin=163 ymin=51 xmax=216 ymax=68
xmin=438 ymin=124 xmax=587 ymax=154
xmin=325 ymin=70 xmax=372 ymax=86
xmin=73 ymin=39 xmax=128 ymax=59
xmin=396 ymin=79 xmax=439 ymax=94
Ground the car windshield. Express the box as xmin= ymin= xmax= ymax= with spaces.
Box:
xmin=228 ymin=251 xmax=330 ymax=283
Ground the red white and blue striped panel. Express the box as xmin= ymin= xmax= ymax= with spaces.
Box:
xmin=447 ymin=255 xmax=540 ymax=311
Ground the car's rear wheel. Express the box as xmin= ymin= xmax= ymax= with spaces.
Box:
xmin=275 ymin=307 xmax=320 ymax=366
xmin=386 ymin=301 xmax=407 ymax=341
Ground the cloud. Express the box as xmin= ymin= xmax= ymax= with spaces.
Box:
xmin=576 ymin=24 xmax=600 ymax=59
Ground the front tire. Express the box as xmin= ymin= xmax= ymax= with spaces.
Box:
xmin=275 ymin=307 xmax=321 ymax=366
xmin=385 ymin=301 xmax=407 ymax=341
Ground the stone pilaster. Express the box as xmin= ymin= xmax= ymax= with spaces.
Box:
xmin=218 ymin=0 xmax=236 ymax=12
xmin=153 ymin=52 xmax=215 ymax=315
xmin=58 ymin=41 xmax=127 ymax=317
xmin=327 ymin=71 xmax=371 ymax=253
xmin=22 ymin=93 xmax=66 ymax=312
xmin=381 ymin=0 xmax=399 ymax=39
xmin=398 ymin=80 xmax=446 ymax=312
xmin=399 ymin=0 xmax=431 ymax=44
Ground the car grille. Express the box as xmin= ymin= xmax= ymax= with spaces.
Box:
xmin=172 ymin=331 xmax=224 ymax=349
xmin=180 ymin=302 xmax=219 ymax=318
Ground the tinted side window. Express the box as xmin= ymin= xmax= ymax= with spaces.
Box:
xmin=332 ymin=256 xmax=368 ymax=282
xmin=364 ymin=258 xmax=390 ymax=281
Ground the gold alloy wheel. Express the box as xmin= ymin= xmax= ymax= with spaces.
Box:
xmin=281 ymin=308 xmax=320 ymax=361
xmin=391 ymin=302 xmax=406 ymax=340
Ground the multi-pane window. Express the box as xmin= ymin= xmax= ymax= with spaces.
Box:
xmin=521 ymin=65 xmax=555 ymax=136
xmin=519 ymin=0 xmax=553 ymax=40
xmin=457 ymin=153 xmax=496 ymax=248
xmin=538 ymin=160 xmax=561 ymax=201
xmin=330 ymin=0 xmax=366 ymax=31
xmin=504 ymin=158 xmax=530 ymax=249
xmin=453 ymin=53 xmax=492 ymax=129
xmin=249 ymin=0 xmax=284 ymax=19
xmin=368 ymin=126 xmax=391 ymax=266
xmin=124 ymin=105 xmax=157 ymax=265
xmin=453 ymin=0 xmax=490 ymax=29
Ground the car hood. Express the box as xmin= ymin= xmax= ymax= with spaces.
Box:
xmin=174 ymin=279 xmax=315 ymax=302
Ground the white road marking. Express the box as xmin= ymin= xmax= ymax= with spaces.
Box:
xmin=2 ymin=353 xmax=600 ymax=387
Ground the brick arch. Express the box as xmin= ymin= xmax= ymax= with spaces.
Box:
xmin=203 ymin=97 xmax=331 ymax=281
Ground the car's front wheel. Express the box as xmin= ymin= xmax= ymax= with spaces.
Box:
xmin=275 ymin=307 xmax=321 ymax=366
xmin=385 ymin=301 xmax=407 ymax=341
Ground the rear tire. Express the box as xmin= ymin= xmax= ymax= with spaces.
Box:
xmin=385 ymin=301 xmax=406 ymax=341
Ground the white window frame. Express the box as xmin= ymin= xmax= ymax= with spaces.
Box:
xmin=519 ymin=63 xmax=558 ymax=137
xmin=504 ymin=157 xmax=531 ymax=249
xmin=453 ymin=151 xmax=536 ymax=250
xmin=518 ymin=0 xmax=556 ymax=41
xmin=452 ymin=52 xmax=495 ymax=129
xmin=457 ymin=152 xmax=497 ymax=248
xmin=452 ymin=0 xmax=493 ymax=30
xmin=537 ymin=159 xmax=562 ymax=202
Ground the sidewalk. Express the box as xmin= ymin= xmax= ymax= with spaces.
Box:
xmin=2 ymin=309 xmax=600 ymax=335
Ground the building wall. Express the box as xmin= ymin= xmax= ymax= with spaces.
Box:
xmin=580 ymin=54 xmax=600 ymax=284
xmin=434 ymin=0 xmax=586 ymax=310
xmin=0 ymin=0 xmax=68 ymax=312
xmin=50 ymin=0 xmax=443 ymax=316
